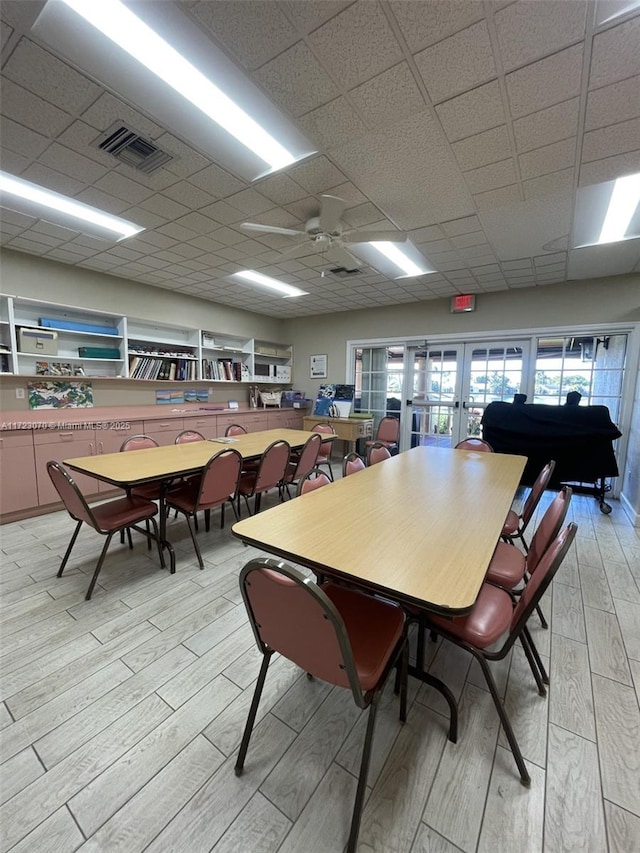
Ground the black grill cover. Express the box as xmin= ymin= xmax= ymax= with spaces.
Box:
xmin=481 ymin=401 xmax=621 ymax=487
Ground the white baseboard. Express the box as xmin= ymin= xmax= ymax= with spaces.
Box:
xmin=620 ymin=491 xmax=639 ymax=527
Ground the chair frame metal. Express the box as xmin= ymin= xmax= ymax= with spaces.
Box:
xmin=502 ymin=460 xmax=556 ymax=552
xmin=224 ymin=423 xmax=248 ymax=436
xmin=342 ymin=451 xmax=366 ymax=477
xmin=281 ymin=432 xmax=322 ymax=499
xmin=366 ymin=441 xmax=392 ymax=466
xmin=310 ymin=422 xmax=335 ymax=481
xmin=454 ymin=437 xmax=494 ymax=451
xmin=237 ymin=439 xmax=290 ymax=516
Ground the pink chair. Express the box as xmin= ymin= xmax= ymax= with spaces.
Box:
xmin=235 ymin=557 xmax=408 ymax=853
xmin=367 ymin=443 xmax=391 ymax=466
xmin=237 ymin=439 xmax=290 ymax=516
xmin=365 ymin=416 xmax=399 ymax=454
xmin=47 ymin=461 xmax=164 ymax=600
xmin=165 ymin=449 xmax=242 ymax=569
xmin=225 ymin=423 xmax=247 ymax=436
xmin=454 ymin=438 xmax=493 ymax=451
xmin=426 ymin=523 xmax=578 ymax=785
xmin=296 ymin=467 xmax=331 ymax=496
xmin=281 ymin=433 xmax=322 ymax=499
xmin=311 ymin=423 xmax=335 ymax=480
xmin=502 ymin=461 xmax=556 ymax=552
xmin=343 ymin=452 xmax=365 ymax=477
xmin=120 ymin=435 xmax=163 ymax=501
xmin=175 ymin=429 xmax=205 ymax=444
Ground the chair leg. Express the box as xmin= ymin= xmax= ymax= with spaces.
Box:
xmin=474 ymin=651 xmax=531 ymax=786
xmin=126 ymin=527 xmax=134 ymax=550
xmin=519 ymin=633 xmax=547 ymax=696
xmin=183 ymin=513 xmax=204 ymax=570
xmin=535 ymin=603 xmax=548 ymax=629
xmin=347 ymin=699 xmax=379 ymax=853
xmin=204 ymin=509 xmax=210 ymax=532
xmin=85 ymin=533 xmax=115 ymax=600
xmin=235 ymin=652 xmax=272 ymax=775
xmin=57 ymin=520 xmax=82 ymax=577
xmin=522 ymin=625 xmax=549 ymax=685
xmin=143 ymin=515 xmax=166 ymax=571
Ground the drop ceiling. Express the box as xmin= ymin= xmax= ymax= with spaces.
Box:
xmin=1 ymin=0 xmax=639 ymax=319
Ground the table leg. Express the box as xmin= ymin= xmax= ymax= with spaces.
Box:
xmin=159 ymin=480 xmax=176 ymax=574
xmin=407 ymin=664 xmax=458 ymax=742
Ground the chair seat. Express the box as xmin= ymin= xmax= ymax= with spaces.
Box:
xmin=131 ymin=482 xmax=163 ymax=501
xmin=485 ymin=541 xmax=526 ymax=588
xmin=323 ymin=583 xmax=405 ymax=691
xmin=429 ymin=583 xmax=513 ymax=648
xmin=237 ymin=471 xmax=258 ymax=495
xmin=166 ymin=480 xmax=233 ymax=513
xmin=502 ymin=508 xmax=520 ymax=536
xmin=92 ymin=496 xmax=158 ymax=532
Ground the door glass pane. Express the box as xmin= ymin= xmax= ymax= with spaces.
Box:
xmin=354 ymin=346 xmax=404 ymax=434
xmin=410 ymin=347 xmax=459 ymax=448
xmin=465 ymin=346 xmax=525 ymax=438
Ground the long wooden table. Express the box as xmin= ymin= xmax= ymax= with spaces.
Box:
xmin=65 ymin=429 xmax=325 ymax=572
xmin=232 ymin=445 xmax=526 ymax=739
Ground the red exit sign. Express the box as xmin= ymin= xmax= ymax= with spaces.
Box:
xmin=451 ymin=294 xmax=476 ymax=313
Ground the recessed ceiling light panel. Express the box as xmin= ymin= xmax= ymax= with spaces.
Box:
xmin=573 ymin=172 xmax=640 ymax=248
xmin=33 ymin=0 xmax=316 ymax=181
xmin=232 ymin=270 xmax=309 ymax=298
xmin=352 ymin=240 xmax=436 ymax=278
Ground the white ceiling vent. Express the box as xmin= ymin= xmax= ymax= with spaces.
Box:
xmin=96 ymin=123 xmax=173 ymax=174
xmin=329 ymin=266 xmax=362 ymax=278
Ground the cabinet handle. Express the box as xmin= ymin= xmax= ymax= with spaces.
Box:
xmin=99 ymin=441 xmax=104 ymax=454
xmin=89 ymin=442 xmax=94 ymax=455
xmin=58 ymin=432 xmax=75 ymax=440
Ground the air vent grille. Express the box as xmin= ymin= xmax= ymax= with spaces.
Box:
xmin=329 ymin=267 xmax=362 ymax=278
xmin=96 ymin=123 xmax=173 ymax=174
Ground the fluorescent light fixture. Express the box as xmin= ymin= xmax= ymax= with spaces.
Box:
xmin=0 ymin=171 xmax=144 ymax=241
xmin=232 ymin=270 xmax=309 ymax=298
xmin=573 ymin=172 xmax=640 ymax=248
xmin=352 ymin=239 xmax=435 ymax=278
xmin=33 ymin=1 xmax=316 ymax=181
xmin=597 ymin=173 xmax=640 ymax=244
xmin=596 ymin=0 xmax=640 ymax=25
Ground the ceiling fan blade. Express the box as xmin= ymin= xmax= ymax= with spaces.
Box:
xmin=326 ymin=244 xmax=361 ymax=271
xmin=240 ymin=222 xmax=305 ymax=237
xmin=319 ymin=195 xmax=347 ymax=233
xmin=344 ymin=230 xmax=408 ymax=244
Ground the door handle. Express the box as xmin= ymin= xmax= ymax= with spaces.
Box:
xmin=462 ymin=401 xmax=467 ymax=409
xmin=454 ymin=401 xmax=460 ymax=409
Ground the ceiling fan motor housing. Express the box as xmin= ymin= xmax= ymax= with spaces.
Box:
xmin=305 ymin=215 xmax=342 ymax=237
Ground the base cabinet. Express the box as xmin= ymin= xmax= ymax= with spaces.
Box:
xmin=0 ymin=432 xmax=38 ymax=514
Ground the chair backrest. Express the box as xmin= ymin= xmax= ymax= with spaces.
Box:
xmin=225 ymin=423 xmax=247 ymax=436
xmin=297 ymin=467 xmax=331 ymax=496
xmin=175 ymin=429 xmax=205 ymax=444
xmin=376 ymin=416 xmax=400 ymax=444
xmin=454 ymin=438 xmax=494 ymax=451
xmin=291 ymin=433 xmax=322 ymax=481
xmin=120 ymin=434 xmax=159 ymax=452
xmin=367 ymin=443 xmax=391 ymax=466
xmin=239 ymin=558 xmax=363 ymax=700
xmin=520 ymin=460 xmax=556 ymax=528
xmin=254 ymin=440 xmax=290 ymax=492
xmin=526 ymin=485 xmax=572 ymax=576
xmin=197 ymin=448 xmax=243 ymax=508
xmin=510 ymin=523 xmax=578 ymax=637
xmin=343 ymin=452 xmax=366 ymax=477
xmin=47 ymin=460 xmax=99 ymax=530
xmin=312 ymin=423 xmax=335 ymax=461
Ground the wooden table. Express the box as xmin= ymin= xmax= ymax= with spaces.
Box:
xmin=65 ymin=429 xmax=324 ymax=572
xmin=232 ymin=445 xmax=526 ymax=739
xmin=302 ymin=416 xmax=373 ymax=455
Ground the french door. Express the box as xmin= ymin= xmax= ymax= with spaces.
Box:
xmin=404 ymin=341 xmax=530 ymax=449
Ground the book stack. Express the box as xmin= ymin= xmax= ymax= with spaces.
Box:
xmin=129 ymin=356 xmax=197 ymax=380
xmin=201 ymin=358 xmax=247 ymax=381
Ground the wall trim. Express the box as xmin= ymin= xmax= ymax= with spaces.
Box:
xmin=620 ymin=491 xmax=639 ymax=527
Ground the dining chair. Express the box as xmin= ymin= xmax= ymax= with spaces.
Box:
xmin=120 ymin=434 xmax=163 ymax=501
xmin=237 ymin=439 xmax=290 ymax=516
xmin=47 ymin=460 xmax=165 ymax=600
xmin=454 ymin=437 xmax=494 ymax=451
xmin=296 ymin=466 xmax=332 ymax=496
xmin=164 ymin=448 xmax=242 ymax=570
xmin=225 ymin=423 xmax=247 ymax=436
xmin=235 ymin=557 xmax=408 ymax=853
xmin=425 ymin=522 xmax=578 ymax=785
xmin=281 ymin=432 xmax=322 ymax=499
xmin=367 ymin=442 xmax=392 ymax=466
xmin=502 ymin=460 xmax=556 ymax=552
xmin=175 ymin=429 xmax=205 ymax=443
xmin=310 ymin=423 xmax=335 ymax=480
xmin=343 ymin=451 xmax=366 ymax=477
xmin=365 ymin=415 xmax=400 ymax=455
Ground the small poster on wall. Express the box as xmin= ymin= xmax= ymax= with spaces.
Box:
xmin=310 ymin=354 xmax=327 ymax=379
xmin=28 ymin=381 xmax=93 ymax=409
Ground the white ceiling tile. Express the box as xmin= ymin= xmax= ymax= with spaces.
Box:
xmin=409 ymin=225 xmax=446 ymax=242
xmin=534 ymin=251 xmax=567 ymax=266
xmin=211 ymin=226 xmax=246 ymax=247
xmin=187 ymin=164 xmax=245 ymax=200
xmin=161 ymin=180 xmax=214 ymax=210
xmin=415 ymin=21 xmax=496 ymax=104
xmin=585 ymin=75 xmax=640 ymax=130
xmin=436 ymin=80 xmax=505 ymax=142
xmin=174 ymin=212 xmax=224 ymax=235
xmin=422 ymin=238 xmax=454 ymax=254
xmin=495 ymin=0 xmax=587 ymax=73
xmin=442 ymin=215 xmax=483 ymax=236
xmin=451 ymin=232 xmax=488 ymax=249
xmin=513 ymin=98 xmax=580 ymax=153
xmin=481 ymin=191 xmax=573 ymax=258
xmin=349 ymin=63 xmax=426 ymax=130
xmin=21 ymin=162 xmax=84 ymax=197
xmin=452 ymin=125 xmax=512 ymax=171
xmin=94 ymin=171 xmax=155 ymax=205
xmin=289 ymin=156 xmax=347 ymax=194
xmin=74 ymin=186 xmax=130 ymax=215
xmin=464 ymin=158 xmax=517 ymax=193
xmin=1 ymin=22 xmax=13 ymax=51
xmin=191 ymin=0 xmax=298 ymax=70
xmin=153 ymin=134 xmax=211 ymax=180
xmin=254 ymin=174 xmax=308 ymax=206
xmin=80 ymin=93 xmax=164 ymax=139
xmin=505 ymin=45 xmax=584 ymax=118
xmin=389 ymin=0 xmax=485 ymax=53
xmin=474 ymin=184 xmax=521 ymax=210
xmin=298 ymin=97 xmax=368 ymax=150
xmin=0 ymin=149 xmax=30 ymax=175
xmin=280 ymin=0 xmax=351 ymax=34
xmin=343 ymin=203 xmax=387 ymax=228
xmin=139 ymin=194 xmax=190 ymax=221
xmin=325 ymin=182 xmax=369 ymax=206
xmin=253 ymin=42 xmax=339 ymax=117
xmin=187 ymin=236 xmax=226 ymax=253
xmin=155 ymin=223 xmax=199 ymax=243
xmin=581 ymin=118 xmax=640 ymax=162
xmin=0 ymin=78 xmax=71 ymax=138
xmin=0 ymin=116 xmax=49 ymax=159
xmin=3 ymin=39 xmax=100 ymax=114
xmin=56 ymin=120 xmax=120 ymax=169
xmin=589 ymin=15 xmax=640 ymax=90
xmin=119 ymin=207 xmax=167 ymax=231
xmin=39 ymin=142 xmax=109 ymax=184
xmin=578 ymin=149 xmax=640 ymax=185
xmin=308 ymin=3 xmax=403 ymax=90
xmin=523 ymin=168 xmax=575 ymax=200
xmin=519 ymin=137 xmax=577 ymax=180
xmin=224 ymin=189 xmax=273 ymax=217
xmin=200 ymin=200 xmax=243 ymax=225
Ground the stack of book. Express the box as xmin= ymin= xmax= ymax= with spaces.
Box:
xmin=201 ymin=358 xmax=249 ymax=381
xmin=129 ymin=356 xmax=197 ymax=381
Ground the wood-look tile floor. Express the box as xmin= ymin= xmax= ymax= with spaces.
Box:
xmin=1 ymin=476 xmax=639 ymax=852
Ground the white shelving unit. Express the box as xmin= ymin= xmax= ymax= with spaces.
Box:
xmin=200 ymin=331 xmax=252 ymax=382
xmin=0 ymin=295 xmax=15 ymax=374
xmin=126 ymin=319 xmax=199 ymax=381
xmin=253 ymin=341 xmax=293 ymax=384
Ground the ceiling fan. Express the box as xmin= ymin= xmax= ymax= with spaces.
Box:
xmin=240 ymin=195 xmax=407 ymax=271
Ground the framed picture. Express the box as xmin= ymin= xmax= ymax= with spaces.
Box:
xmin=310 ymin=354 xmax=327 ymax=379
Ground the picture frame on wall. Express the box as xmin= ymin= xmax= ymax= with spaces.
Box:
xmin=310 ymin=354 xmax=327 ymax=379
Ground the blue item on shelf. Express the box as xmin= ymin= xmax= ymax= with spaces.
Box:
xmin=39 ymin=317 xmax=119 ymax=335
